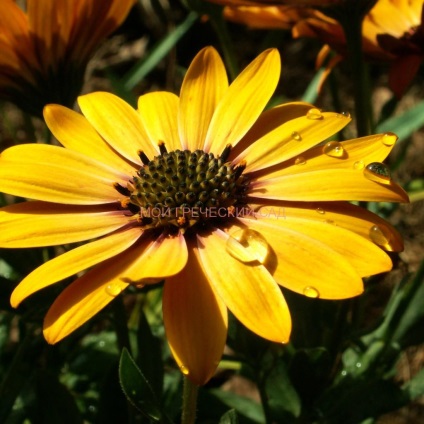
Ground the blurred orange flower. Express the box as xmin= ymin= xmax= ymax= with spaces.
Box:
xmin=0 ymin=0 xmax=134 ymax=116
xmin=215 ymin=0 xmax=424 ymax=98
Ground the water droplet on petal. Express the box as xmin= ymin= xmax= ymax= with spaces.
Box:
xmin=363 ymin=162 xmax=391 ymax=184
xmin=323 ymin=141 xmax=345 ymax=158
xmin=306 ymin=108 xmax=323 ymax=120
xmin=180 ymin=364 xmax=189 ymax=375
xmin=226 ymin=229 xmax=270 ymax=264
xmin=316 ymin=207 xmax=325 ymax=214
xmin=291 ymin=131 xmax=302 ymax=141
xmin=369 ymin=225 xmax=393 ymax=250
xmin=303 ymin=286 xmax=320 ymax=298
xmin=295 ymin=156 xmax=306 ymax=165
xmin=341 ymin=111 xmax=351 ymax=118
xmin=105 ymin=283 xmax=122 ymax=297
xmin=381 ymin=132 xmax=398 ymax=146
xmin=353 ymin=160 xmax=365 ymax=170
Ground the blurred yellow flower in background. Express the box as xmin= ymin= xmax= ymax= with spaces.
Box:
xmin=0 ymin=0 xmax=134 ymax=117
xmin=214 ymin=0 xmax=424 ymax=98
xmin=0 ymin=46 xmax=407 ymax=385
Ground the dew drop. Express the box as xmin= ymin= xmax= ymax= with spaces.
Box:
xmin=180 ymin=364 xmax=189 ymax=375
xmin=303 ymin=286 xmax=320 ymax=298
xmin=105 ymin=283 xmax=122 ymax=297
xmin=363 ymin=162 xmax=391 ymax=185
xmin=382 ymin=132 xmax=398 ymax=146
xmin=316 ymin=207 xmax=325 ymax=214
xmin=226 ymin=229 xmax=270 ymax=264
xmin=291 ymin=131 xmax=302 ymax=141
xmin=294 ymin=156 xmax=306 ymax=165
xmin=369 ymin=225 xmax=393 ymax=250
xmin=341 ymin=111 xmax=351 ymax=118
xmin=353 ymin=160 xmax=365 ymax=170
xmin=306 ymin=107 xmax=323 ymax=120
xmin=322 ymin=141 xmax=345 ymax=158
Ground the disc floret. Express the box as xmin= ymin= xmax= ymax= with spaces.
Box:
xmin=117 ymin=144 xmax=249 ymax=231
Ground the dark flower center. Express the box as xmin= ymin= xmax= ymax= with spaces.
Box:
xmin=115 ymin=144 xmax=249 ymax=232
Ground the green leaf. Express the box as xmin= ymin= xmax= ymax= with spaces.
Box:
xmin=301 ymin=67 xmax=326 ymax=104
xmin=389 ymin=261 xmax=424 ymax=347
xmin=362 ymin=260 xmax=424 ymax=349
xmin=209 ymin=389 xmax=265 ymax=423
xmin=376 ymin=99 xmax=424 ymax=142
xmin=121 ymin=12 xmax=198 ymax=91
xmin=265 ymin=361 xmax=301 ymax=420
xmin=219 ymin=409 xmax=239 ymax=424
xmin=402 ymin=367 xmax=424 ymax=401
xmin=118 ymin=347 xmax=164 ymax=422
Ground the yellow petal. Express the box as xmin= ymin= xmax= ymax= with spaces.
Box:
xmin=163 ymin=246 xmax=227 ymax=385
xmin=232 ymin=102 xmax=313 ymax=157
xmin=0 ymin=201 xmax=130 ymax=247
xmin=238 ymin=111 xmax=351 ymax=172
xmin=11 ymin=227 xmax=142 ymax=307
xmin=240 ymin=215 xmax=392 ymax=278
xmin=0 ymin=144 xmax=127 ymax=204
xmin=43 ymin=269 xmax=130 ymax=344
xmin=258 ymin=133 xmax=401 ymax=179
xmin=78 ymin=92 xmax=158 ymax=164
xmin=120 ymin=232 xmax=188 ymax=285
xmin=44 ymin=104 xmax=137 ymax=175
xmin=250 ymin=200 xmax=403 ymax=251
xmin=137 ymin=92 xmax=182 ymax=152
xmin=179 ymin=46 xmax=228 ymax=151
xmin=43 ymin=231 xmax=186 ymax=343
xmin=205 ymin=49 xmax=281 ymax=153
xmin=367 ymin=0 xmax=416 ymax=36
xmin=251 ymin=169 xmax=409 ymax=203
xmin=231 ymin=219 xmax=364 ymax=299
xmin=196 ymin=228 xmax=291 ymax=343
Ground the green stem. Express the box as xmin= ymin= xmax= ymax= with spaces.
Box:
xmin=112 ymin=295 xmax=131 ymax=353
xmin=338 ymin=10 xmax=372 ymax=137
xmin=257 ymin=381 xmax=273 ymax=424
xmin=181 ymin=377 xmax=199 ymax=424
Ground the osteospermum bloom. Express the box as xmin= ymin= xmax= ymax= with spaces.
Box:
xmin=0 ymin=0 xmax=134 ymax=117
xmin=0 ymin=47 xmax=408 ymax=385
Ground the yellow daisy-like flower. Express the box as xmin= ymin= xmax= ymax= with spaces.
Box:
xmin=0 ymin=0 xmax=134 ymax=117
xmin=0 ymin=47 xmax=407 ymax=385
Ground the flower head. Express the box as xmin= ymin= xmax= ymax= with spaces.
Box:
xmin=292 ymin=0 xmax=424 ymax=97
xmin=0 ymin=0 xmax=134 ymax=117
xmin=0 ymin=47 xmax=407 ymax=385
